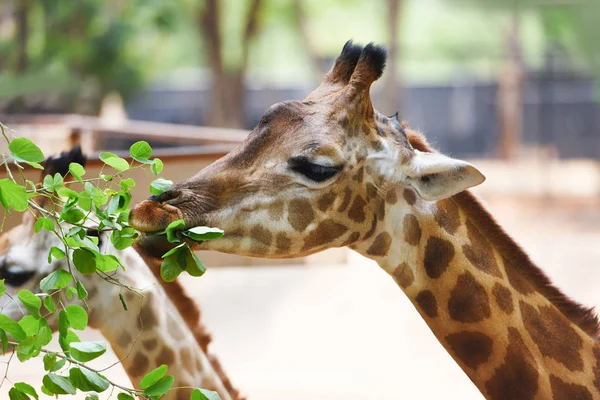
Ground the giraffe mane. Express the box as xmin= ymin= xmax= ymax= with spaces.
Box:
xmin=405 ymin=128 xmax=600 ymax=340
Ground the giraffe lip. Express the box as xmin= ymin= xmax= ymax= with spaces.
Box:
xmin=129 ymin=200 xmax=184 ymax=233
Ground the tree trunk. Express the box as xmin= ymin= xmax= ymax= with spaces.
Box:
xmin=200 ymin=0 xmax=262 ymax=128
xmin=497 ymin=13 xmax=524 ymax=160
xmin=15 ymin=0 xmax=29 ymax=73
xmin=382 ymin=0 xmax=402 ymax=114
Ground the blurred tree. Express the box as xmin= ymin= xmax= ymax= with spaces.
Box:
xmin=0 ymin=0 xmax=182 ymax=114
xmin=199 ymin=0 xmax=263 ymax=128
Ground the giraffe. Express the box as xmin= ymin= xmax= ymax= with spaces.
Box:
xmin=0 ymin=147 xmax=243 ymax=400
xmin=129 ymin=41 xmax=600 ymax=399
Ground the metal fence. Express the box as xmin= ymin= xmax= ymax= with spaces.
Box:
xmin=126 ymin=75 xmax=600 ymax=159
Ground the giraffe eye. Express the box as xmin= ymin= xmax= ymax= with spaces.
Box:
xmin=289 ymin=157 xmax=341 ymax=183
xmin=0 ymin=267 xmax=35 ymax=287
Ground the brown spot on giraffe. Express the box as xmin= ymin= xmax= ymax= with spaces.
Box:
xmin=302 ymin=219 xmax=348 ymax=251
xmin=116 ymin=332 xmax=132 ymax=349
xmin=403 ymin=188 xmax=417 ymax=205
xmin=423 ymin=236 xmax=454 ymax=279
xmin=492 ymin=283 xmax=514 ymax=314
xmin=485 ymin=327 xmax=539 ymax=400
xmin=288 ymin=199 xmax=315 ymax=231
xmin=446 ymin=331 xmax=493 ymax=370
xmin=156 ymin=346 xmax=176 ymax=365
xmin=352 ymin=166 xmax=364 ymax=183
xmin=142 ymin=338 xmax=158 ymax=351
xmin=593 ymin=347 xmax=600 ymax=393
xmin=366 ymin=232 xmax=392 ymax=257
xmin=377 ymin=200 xmax=386 ymax=221
xmin=275 ymin=233 xmax=291 ymax=253
xmin=250 ymin=225 xmax=273 ymax=249
xmin=434 ymin=199 xmax=461 ymax=234
xmin=362 ymin=213 xmax=378 ymax=241
xmin=403 ymin=214 xmax=421 ymax=246
xmin=463 ymin=220 xmax=502 ymax=277
xmin=180 ymin=347 xmax=194 ymax=372
xmin=520 ymin=301 xmax=584 ymax=372
xmin=317 ymin=192 xmax=337 ymax=211
xmin=337 ymin=188 xmax=352 ymax=212
xmin=385 ymin=189 xmax=398 ymax=205
xmin=366 ymin=183 xmax=378 ymax=201
xmin=129 ymin=352 xmax=150 ymax=377
xmin=448 ymin=271 xmax=491 ymax=323
xmin=347 ymin=195 xmax=367 ymax=223
xmin=549 ymin=374 xmax=592 ymax=400
xmin=137 ymin=303 xmax=158 ymax=330
xmin=341 ymin=231 xmax=361 ymax=247
xmin=268 ymin=200 xmax=284 ymax=220
xmin=393 ymin=263 xmax=414 ymax=289
xmin=415 ymin=290 xmax=438 ymax=318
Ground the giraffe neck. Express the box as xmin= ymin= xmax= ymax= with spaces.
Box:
xmin=80 ymin=246 xmax=235 ymax=400
xmin=352 ymin=188 xmax=600 ymax=400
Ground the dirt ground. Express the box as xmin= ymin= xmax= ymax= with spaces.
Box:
xmin=1 ymin=194 xmax=600 ymax=400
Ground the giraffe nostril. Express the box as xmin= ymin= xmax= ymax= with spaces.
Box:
xmin=148 ymin=190 xmax=179 ymax=203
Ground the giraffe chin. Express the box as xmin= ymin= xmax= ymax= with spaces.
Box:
xmin=129 ymin=199 xmax=183 ymax=233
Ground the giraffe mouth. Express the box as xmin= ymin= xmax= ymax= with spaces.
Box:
xmin=129 ymin=199 xmax=184 ymax=233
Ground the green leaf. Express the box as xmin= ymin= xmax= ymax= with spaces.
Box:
xmin=69 ymin=367 xmax=109 ymax=392
xmin=69 ymin=341 xmax=107 ymax=362
xmin=161 ymin=242 xmax=186 ymax=258
xmin=57 ymin=187 xmax=78 ymax=199
xmin=140 ymin=365 xmax=168 ymax=389
xmin=85 ymin=394 xmax=100 ymax=400
xmin=165 ymin=219 xmax=186 ymax=243
xmin=0 ymin=315 xmax=26 ymax=340
xmin=18 ymin=315 xmax=39 ymax=336
xmin=40 ymin=386 xmax=53 ymax=396
xmin=130 ymin=141 xmax=152 ymax=163
xmin=92 ymin=251 xmax=121 ymax=273
xmin=66 ymin=286 xmax=77 ymax=300
xmin=151 ymin=158 xmax=164 ymax=175
xmin=36 ymin=320 xmax=52 ymax=348
xmin=43 ymin=294 xmax=55 ymax=313
xmin=73 ymin=248 xmax=96 ymax=274
xmin=42 ymin=373 xmax=76 ymax=395
xmin=191 ymin=388 xmax=222 ymax=400
xmin=18 ymin=290 xmax=42 ymax=318
xmin=9 ymin=138 xmax=44 ymax=163
xmin=0 ymin=329 xmax=8 ymax=353
xmin=120 ymin=178 xmax=135 ymax=192
xmin=43 ymin=174 xmax=63 ymax=192
xmin=51 ymin=358 xmax=67 ymax=372
xmin=48 ymin=246 xmax=65 ymax=263
xmin=183 ymin=226 xmax=225 ymax=242
xmin=143 ymin=375 xmax=174 ymax=397
xmin=34 ymin=217 xmax=54 ymax=233
xmin=16 ymin=336 xmax=37 ymax=361
xmin=149 ymin=178 xmax=173 ymax=196
xmin=58 ymin=310 xmax=69 ymax=336
xmin=117 ymin=393 xmax=135 ymax=400
xmin=76 ymin=280 xmax=88 ymax=300
xmin=100 ymin=152 xmax=129 ymax=172
xmin=40 ymin=270 xmax=72 ymax=291
xmin=160 ymin=253 xmax=184 ymax=282
xmin=0 ymin=178 xmax=28 ymax=212
xmin=0 ymin=279 xmax=6 ymax=298
xmin=65 ymin=304 xmax=87 ymax=330
xmin=184 ymin=250 xmax=206 ymax=278
xmin=43 ymin=353 xmax=57 ymax=371
xmin=14 ymin=382 xmax=38 ymax=400
xmin=69 ymin=162 xmax=86 ymax=183
xmin=59 ymin=329 xmax=80 ymax=353
xmin=61 ymin=207 xmax=85 ymax=224
xmin=119 ymin=293 xmax=128 ymax=311
xmin=8 ymin=387 xmax=29 ymax=400
xmin=110 ymin=227 xmax=136 ymax=250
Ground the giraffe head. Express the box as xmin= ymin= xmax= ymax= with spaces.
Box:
xmin=0 ymin=147 xmax=87 ymax=321
xmin=130 ymin=41 xmax=485 ymax=258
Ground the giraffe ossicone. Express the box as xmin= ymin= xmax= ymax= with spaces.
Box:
xmin=130 ymin=40 xmax=600 ymax=400
xmin=0 ymin=147 xmax=243 ymax=400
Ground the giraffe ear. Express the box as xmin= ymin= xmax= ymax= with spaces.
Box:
xmin=402 ymin=150 xmax=485 ymax=201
